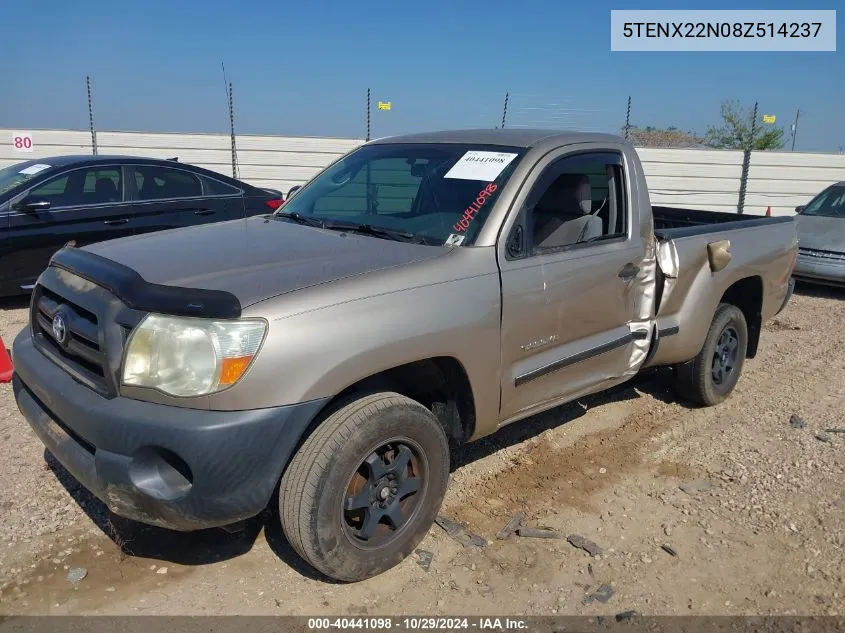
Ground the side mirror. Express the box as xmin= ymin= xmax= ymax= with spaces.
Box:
xmin=14 ymin=197 xmax=51 ymax=213
xmin=507 ymin=225 xmax=524 ymax=258
xmin=795 ymin=205 xmax=805 ymax=214
xmin=287 ymin=185 xmax=301 ymax=199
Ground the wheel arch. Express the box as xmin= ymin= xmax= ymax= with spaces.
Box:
xmin=719 ymin=275 xmax=763 ymax=358
xmin=281 ymin=357 xmax=478 ymax=477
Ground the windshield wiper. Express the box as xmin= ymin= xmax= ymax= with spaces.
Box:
xmin=275 ymin=214 xmax=435 ymax=244
xmin=273 ymin=212 xmax=326 ymax=228
xmin=323 ymin=221 xmax=428 ymax=244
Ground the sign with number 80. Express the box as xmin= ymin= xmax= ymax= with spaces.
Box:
xmin=12 ymin=132 xmax=34 ymax=152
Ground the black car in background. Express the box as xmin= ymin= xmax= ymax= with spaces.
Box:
xmin=0 ymin=155 xmax=284 ymax=296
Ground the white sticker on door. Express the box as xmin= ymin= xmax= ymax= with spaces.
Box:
xmin=443 ymin=151 xmax=518 ymax=181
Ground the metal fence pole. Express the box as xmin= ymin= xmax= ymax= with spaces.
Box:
xmin=790 ymin=108 xmax=800 ymax=151
xmin=86 ymin=75 xmax=98 ymax=155
xmin=624 ymin=96 xmax=632 ymax=141
xmin=228 ymin=82 xmax=238 ymax=179
xmin=366 ymin=88 xmax=371 ymax=141
xmin=736 ymin=101 xmax=758 ymax=215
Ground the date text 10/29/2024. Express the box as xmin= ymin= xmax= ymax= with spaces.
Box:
xmin=307 ymin=617 xmax=529 ymax=630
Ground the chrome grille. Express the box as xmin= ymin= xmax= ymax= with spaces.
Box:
xmin=31 ymin=285 xmax=109 ymax=394
xmin=798 ymin=247 xmax=845 ymax=262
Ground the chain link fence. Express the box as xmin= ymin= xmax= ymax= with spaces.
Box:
xmin=6 ymin=81 xmax=844 ymax=217
xmin=491 ymin=93 xmax=837 ymax=215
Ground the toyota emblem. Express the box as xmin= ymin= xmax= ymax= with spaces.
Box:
xmin=51 ymin=314 xmax=67 ymax=345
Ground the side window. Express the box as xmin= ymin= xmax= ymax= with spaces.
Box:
xmin=133 ymin=166 xmax=203 ymax=201
xmin=312 ymin=158 xmax=424 ymax=216
xmin=28 ymin=167 xmax=122 ymax=207
xmin=518 ymin=153 xmax=627 ymax=255
xmin=30 ymin=175 xmax=70 ymax=198
xmin=200 ymin=175 xmax=241 ymax=196
xmin=82 ymin=169 xmax=122 ymax=203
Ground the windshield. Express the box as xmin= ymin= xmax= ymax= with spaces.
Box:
xmin=0 ymin=161 xmax=53 ymax=196
xmin=275 ymin=142 xmax=525 ymax=245
xmin=801 ymin=185 xmax=845 ymax=218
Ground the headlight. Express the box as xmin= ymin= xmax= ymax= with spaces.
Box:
xmin=122 ymin=314 xmax=267 ymax=397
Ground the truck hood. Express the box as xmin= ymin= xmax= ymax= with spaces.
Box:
xmin=83 ymin=216 xmax=449 ymax=306
xmin=795 ymin=214 xmax=845 ymax=252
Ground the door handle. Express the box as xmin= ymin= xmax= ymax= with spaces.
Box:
xmin=194 ymin=209 xmax=215 ymax=216
xmin=104 ymin=218 xmax=129 ymax=225
xmin=618 ymin=263 xmax=639 ymax=280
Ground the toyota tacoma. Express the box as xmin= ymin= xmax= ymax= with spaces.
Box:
xmin=12 ymin=129 xmax=798 ymax=582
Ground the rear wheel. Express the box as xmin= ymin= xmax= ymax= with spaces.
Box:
xmin=674 ymin=303 xmax=748 ymax=406
xmin=279 ymin=392 xmax=449 ymax=582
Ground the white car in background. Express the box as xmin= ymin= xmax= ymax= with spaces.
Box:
xmin=793 ymin=182 xmax=845 ymax=287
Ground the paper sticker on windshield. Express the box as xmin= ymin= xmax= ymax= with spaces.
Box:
xmin=19 ymin=163 xmax=51 ymax=175
xmin=445 ymin=233 xmax=466 ymax=246
xmin=444 ymin=151 xmax=518 ymax=181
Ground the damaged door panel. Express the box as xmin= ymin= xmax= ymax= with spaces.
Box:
xmin=497 ymin=146 xmax=657 ymax=425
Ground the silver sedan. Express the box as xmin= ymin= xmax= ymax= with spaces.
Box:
xmin=793 ymin=182 xmax=845 ymax=287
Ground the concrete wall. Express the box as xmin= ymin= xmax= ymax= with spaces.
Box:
xmin=745 ymin=151 xmax=845 ymax=217
xmin=1 ymin=129 xmax=362 ymax=195
xmin=3 ymin=128 xmax=845 ymax=216
xmin=635 ymin=147 xmax=745 ymax=214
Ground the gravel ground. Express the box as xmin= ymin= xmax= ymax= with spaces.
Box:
xmin=0 ymin=285 xmax=844 ymax=615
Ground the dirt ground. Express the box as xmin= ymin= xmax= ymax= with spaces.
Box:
xmin=0 ymin=284 xmax=843 ymax=617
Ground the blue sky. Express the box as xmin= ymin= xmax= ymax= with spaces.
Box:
xmin=2 ymin=0 xmax=842 ymax=151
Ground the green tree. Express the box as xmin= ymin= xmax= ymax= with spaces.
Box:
xmin=703 ymin=100 xmax=785 ymax=150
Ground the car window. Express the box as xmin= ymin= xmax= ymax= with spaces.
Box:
xmin=28 ymin=167 xmax=123 ymax=207
xmin=132 ymin=166 xmax=203 ymax=201
xmin=516 ymin=152 xmax=627 ymax=256
xmin=0 ymin=161 xmax=54 ymax=196
xmin=802 ymin=185 xmax=845 ymax=218
xmin=201 ymin=175 xmax=241 ymax=196
xmin=83 ymin=170 xmax=120 ymax=195
xmin=30 ymin=175 xmax=70 ymax=197
xmin=280 ymin=143 xmax=525 ymax=246
xmin=312 ymin=158 xmax=424 ymax=216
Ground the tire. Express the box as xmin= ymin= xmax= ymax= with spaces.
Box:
xmin=279 ymin=392 xmax=450 ymax=582
xmin=674 ymin=303 xmax=748 ymax=407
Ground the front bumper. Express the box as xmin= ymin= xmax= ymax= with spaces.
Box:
xmin=12 ymin=329 xmax=328 ymax=531
xmin=792 ymin=254 xmax=845 ymax=287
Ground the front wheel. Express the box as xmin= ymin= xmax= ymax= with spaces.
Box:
xmin=279 ymin=392 xmax=450 ymax=582
xmin=674 ymin=303 xmax=748 ymax=407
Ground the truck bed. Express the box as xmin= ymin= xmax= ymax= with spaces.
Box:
xmin=653 ymin=205 xmax=793 ymax=239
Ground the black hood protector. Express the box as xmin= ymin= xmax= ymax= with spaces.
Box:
xmin=48 ymin=247 xmax=243 ymax=319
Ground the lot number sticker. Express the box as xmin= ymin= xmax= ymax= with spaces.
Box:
xmin=444 ymin=151 xmax=518 ymax=181
xmin=12 ymin=132 xmax=34 ymax=152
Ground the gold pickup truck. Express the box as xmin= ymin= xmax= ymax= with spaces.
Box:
xmin=12 ymin=129 xmax=798 ymax=582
